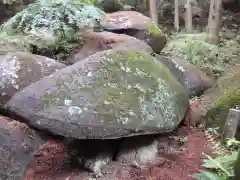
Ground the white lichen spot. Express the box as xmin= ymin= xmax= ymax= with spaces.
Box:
xmin=120 ymin=62 xmax=131 ymax=72
xmin=13 ymin=84 xmax=19 ymax=90
xmin=135 ymin=83 xmax=146 ymax=93
xmin=127 ymin=85 xmax=132 ymax=89
xmin=117 ymin=116 xmax=129 ymax=124
xmin=107 ymin=82 xmax=117 ymax=88
xmin=104 ymin=100 xmax=110 ymax=105
xmin=0 ymin=54 xmax=20 ymax=88
xmin=68 ymin=106 xmax=83 ymax=115
xmin=135 ymin=68 xmax=147 ymax=77
xmin=87 ymin=71 xmax=92 ymax=77
xmin=171 ymin=59 xmax=185 ymax=72
xmin=128 ymin=110 xmax=136 ymax=116
xmin=64 ymin=99 xmax=72 ymax=106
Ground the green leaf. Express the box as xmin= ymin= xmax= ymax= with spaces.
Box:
xmin=202 ymin=153 xmax=233 ymax=177
xmin=191 ymin=171 xmax=221 ymax=180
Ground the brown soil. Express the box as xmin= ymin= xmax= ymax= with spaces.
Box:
xmin=25 ymin=125 xmax=212 ymax=180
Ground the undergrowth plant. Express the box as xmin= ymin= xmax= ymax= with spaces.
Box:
xmin=191 ymin=138 xmax=240 ymax=180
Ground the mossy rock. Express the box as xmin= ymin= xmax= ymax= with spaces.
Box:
xmin=100 ymin=11 xmax=167 ymax=54
xmin=1 ymin=0 xmax=106 ymax=58
xmin=201 ymin=72 xmax=240 ymax=130
xmin=7 ymin=49 xmax=189 ymax=139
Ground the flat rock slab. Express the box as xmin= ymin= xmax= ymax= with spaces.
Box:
xmin=68 ymin=31 xmax=153 ymax=64
xmin=0 ymin=115 xmax=43 ymax=180
xmin=7 ymin=49 xmax=189 ymax=139
xmin=0 ymin=52 xmax=66 ymax=105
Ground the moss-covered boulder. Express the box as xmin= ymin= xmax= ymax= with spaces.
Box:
xmin=0 ymin=52 xmax=66 ymax=106
xmin=1 ymin=0 xmax=106 ymax=58
xmin=154 ymin=54 xmax=215 ymax=97
xmin=199 ymin=72 xmax=240 ymax=130
xmin=7 ymin=49 xmax=189 ymax=139
xmin=100 ymin=11 xmax=167 ymax=54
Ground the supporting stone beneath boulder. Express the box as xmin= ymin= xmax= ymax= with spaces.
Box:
xmin=0 ymin=115 xmax=44 ymax=180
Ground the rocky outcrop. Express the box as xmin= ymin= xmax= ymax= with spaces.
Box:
xmin=7 ymin=49 xmax=189 ymax=139
xmin=100 ymin=11 xmax=167 ymax=53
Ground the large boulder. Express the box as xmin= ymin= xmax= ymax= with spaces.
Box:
xmin=0 ymin=115 xmax=43 ymax=180
xmin=7 ymin=49 xmax=189 ymax=139
xmin=1 ymin=0 xmax=106 ymax=56
xmin=154 ymin=54 xmax=215 ymax=97
xmin=68 ymin=31 xmax=153 ymax=64
xmin=100 ymin=11 xmax=167 ymax=54
xmin=0 ymin=52 xmax=66 ymax=106
xmin=196 ymin=71 xmax=240 ymax=130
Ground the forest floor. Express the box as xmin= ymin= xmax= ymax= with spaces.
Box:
xmin=24 ymin=127 xmax=212 ymax=180
xmin=25 ymin=99 xmax=213 ymax=180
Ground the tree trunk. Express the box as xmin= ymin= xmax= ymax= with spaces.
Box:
xmin=174 ymin=0 xmax=180 ymax=31
xmin=149 ymin=0 xmax=158 ymax=24
xmin=207 ymin=0 xmax=222 ymax=44
xmin=185 ymin=0 xmax=193 ymax=32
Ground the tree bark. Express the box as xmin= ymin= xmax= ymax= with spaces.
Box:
xmin=174 ymin=0 xmax=180 ymax=31
xmin=185 ymin=0 xmax=193 ymax=33
xmin=149 ymin=0 xmax=158 ymax=24
xmin=207 ymin=0 xmax=222 ymax=44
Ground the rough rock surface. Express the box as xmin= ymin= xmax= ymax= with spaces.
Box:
xmin=194 ymin=72 xmax=240 ymax=129
xmin=154 ymin=54 xmax=215 ymax=97
xmin=116 ymin=135 xmax=159 ymax=168
xmin=0 ymin=115 xmax=43 ymax=180
xmin=7 ymin=49 xmax=189 ymax=139
xmin=68 ymin=31 xmax=153 ymax=64
xmin=100 ymin=11 xmax=167 ymax=53
xmin=0 ymin=52 xmax=66 ymax=105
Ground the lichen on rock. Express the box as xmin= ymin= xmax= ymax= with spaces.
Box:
xmin=7 ymin=49 xmax=189 ymax=139
xmin=0 ymin=0 xmax=106 ymax=58
xmin=201 ymin=72 xmax=240 ymax=129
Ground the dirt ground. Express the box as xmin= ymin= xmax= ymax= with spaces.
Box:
xmin=24 ymin=123 xmax=212 ymax=180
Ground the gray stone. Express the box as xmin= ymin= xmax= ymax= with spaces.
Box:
xmin=116 ymin=135 xmax=158 ymax=168
xmin=154 ymin=54 xmax=215 ymax=97
xmin=68 ymin=31 xmax=153 ymax=65
xmin=7 ymin=49 xmax=189 ymax=139
xmin=0 ymin=52 xmax=66 ymax=105
xmin=100 ymin=11 xmax=167 ymax=54
xmin=0 ymin=115 xmax=43 ymax=180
